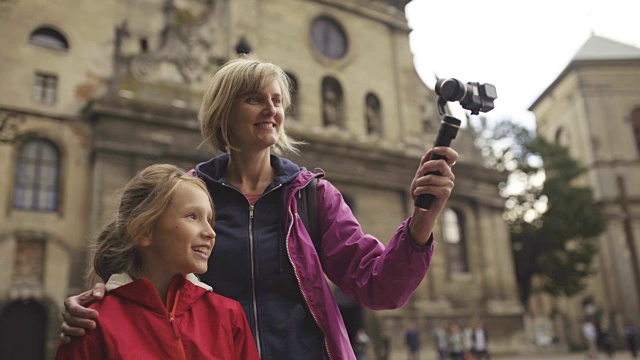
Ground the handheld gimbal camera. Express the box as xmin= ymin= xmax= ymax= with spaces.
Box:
xmin=414 ymin=78 xmax=497 ymax=209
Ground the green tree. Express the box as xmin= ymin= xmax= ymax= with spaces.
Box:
xmin=468 ymin=117 xmax=605 ymax=305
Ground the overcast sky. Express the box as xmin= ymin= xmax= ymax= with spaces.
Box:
xmin=405 ymin=0 xmax=640 ymax=129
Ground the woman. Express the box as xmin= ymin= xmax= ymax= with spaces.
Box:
xmin=60 ymin=55 xmax=458 ymax=359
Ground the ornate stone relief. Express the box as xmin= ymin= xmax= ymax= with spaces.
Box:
xmin=124 ymin=0 xmax=226 ymax=85
xmin=0 ymin=0 xmax=18 ymax=18
xmin=0 ymin=110 xmax=26 ymax=143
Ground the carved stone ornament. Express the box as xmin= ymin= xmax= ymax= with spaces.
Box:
xmin=127 ymin=0 xmax=224 ymax=85
xmin=0 ymin=110 xmax=26 ymax=143
xmin=0 ymin=0 xmax=19 ymax=18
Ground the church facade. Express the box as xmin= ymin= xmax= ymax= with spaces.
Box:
xmin=0 ymin=1 xmax=524 ymax=358
xmin=529 ymin=35 xmax=640 ymax=345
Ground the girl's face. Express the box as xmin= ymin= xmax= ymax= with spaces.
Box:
xmin=143 ymin=182 xmax=215 ymax=277
xmin=227 ymin=79 xmax=284 ymax=152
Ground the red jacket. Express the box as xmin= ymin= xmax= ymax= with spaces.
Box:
xmin=56 ymin=273 xmax=259 ymax=359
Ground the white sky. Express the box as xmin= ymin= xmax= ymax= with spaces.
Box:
xmin=405 ymin=0 xmax=640 ymax=129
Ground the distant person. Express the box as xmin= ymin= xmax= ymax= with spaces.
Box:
xmin=625 ymin=322 xmax=639 ymax=358
xmin=354 ymin=328 xmax=371 ymax=360
xmin=449 ymin=323 xmax=464 ymax=360
xmin=434 ymin=321 xmax=449 ymax=360
xmin=583 ymin=319 xmax=598 ymax=359
xmin=471 ymin=321 xmax=490 ymax=360
xmin=599 ymin=325 xmax=615 ymax=358
xmin=406 ymin=321 xmax=420 ymax=360
xmin=380 ymin=330 xmax=391 ymax=360
xmin=462 ymin=322 xmax=473 ymax=360
xmin=55 ymin=164 xmax=259 ymax=359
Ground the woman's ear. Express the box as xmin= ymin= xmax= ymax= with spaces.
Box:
xmin=136 ymin=234 xmax=152 ymax=247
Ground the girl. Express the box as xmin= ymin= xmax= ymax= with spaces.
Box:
xmin=56 ymin=164 xmax=259 ymax=359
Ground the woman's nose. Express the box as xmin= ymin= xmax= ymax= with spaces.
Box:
xmin=263 ymin=101 xmax=277 ymax=115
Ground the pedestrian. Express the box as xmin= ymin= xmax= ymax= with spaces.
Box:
xmin=462 ymin=322 xmax=473 ymax=360
xmin=405 ymin=321 xmax=421 ymax=360
xmin=58 ymin=55 xmax=458 ymax=359
xmin=380 ymin=330 xmax=392 ymax=360
xmin=471 ymin=321 xmax=490 ymax=360
xmin=625 ymin=321 xmax=639 ymax=358
xmin=449 ymin=323 xmax=464 ymax=360
xmin=353 ymin=328 xmax=371 ymax=360
xmin=434 ymin=321 xmax=449 ymax=360
xmin=55 ymin=164 xmax=259 ymax=359
xmin=599 ymin=324 xmax=615 ymax=358
xmin=583 ymin=319 xmax=598 ymax=359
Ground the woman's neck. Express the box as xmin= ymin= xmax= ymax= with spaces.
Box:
xmin=225 ymin=150 xmax=274 ymax=194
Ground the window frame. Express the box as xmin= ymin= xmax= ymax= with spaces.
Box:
xmin=13 ymin=138 xmax=61 ymax=212
xmin=33 ymin=72 xmax=58 ymax=105
xmin=28 ymin=26 xmax=70 ymax=51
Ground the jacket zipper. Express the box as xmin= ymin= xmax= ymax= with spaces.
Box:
xmin=285 ymin=179 xmax=333 ymax=360
xmin=224 ymin=182 xmax=282 ymax=358
xmin=169 ymin=289 xmax=187 ymax=360
xmin=248 ymin=204 xmax=261 ymax=356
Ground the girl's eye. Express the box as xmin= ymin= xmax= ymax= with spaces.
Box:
xmin=187 ymin=213 xmax=197 ymax=220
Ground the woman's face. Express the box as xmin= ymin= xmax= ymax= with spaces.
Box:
xmin=227 ymin=79 xmax=284 ymax=152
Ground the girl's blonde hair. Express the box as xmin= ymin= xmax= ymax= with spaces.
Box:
xmin=87 ymin=164 xmax=213 ymax=284
xmin=198 ymin=54 xmax=301 ymax=155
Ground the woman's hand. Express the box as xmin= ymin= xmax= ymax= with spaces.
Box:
xmin=408 ymin=147 xmax=458 ymax=245
xmin=59 ymin=283 xmax=106 ymax=343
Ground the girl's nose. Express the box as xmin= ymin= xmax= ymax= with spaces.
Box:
xmin=204 ymin=223 xmax=216 ymax=240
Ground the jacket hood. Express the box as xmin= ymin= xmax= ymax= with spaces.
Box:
xmin=195 ymin=153 xmax=305 ymax=186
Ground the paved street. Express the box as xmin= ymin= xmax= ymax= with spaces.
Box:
xmin=494 ymin=352 xmax=637 ymax=360
xmin=389 ymin=351 xmax=638 ymax=360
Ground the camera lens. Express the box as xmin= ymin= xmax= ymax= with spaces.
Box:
xmin=436 ymin=78 xmax=466 ymax=102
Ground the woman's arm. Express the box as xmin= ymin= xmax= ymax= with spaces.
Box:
xmin=408 ymin=147 xmax=457 ymax=244
xmin=318 ymin=147 xmax=457 ymax=309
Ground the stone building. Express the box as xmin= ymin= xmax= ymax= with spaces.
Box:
xmin=0 ymin=0 xmax=524 ymax=358
xmin=529 ymin=35 xmax=640 ymax=345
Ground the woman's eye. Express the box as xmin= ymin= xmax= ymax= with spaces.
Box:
xmin=273 ymin=98 xmax=282 ymax=106
xmin=247 ymin=96 xmax=260 ymax=104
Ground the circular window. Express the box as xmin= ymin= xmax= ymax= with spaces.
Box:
xmin=310 ymin=17 xmax=348 ymax=60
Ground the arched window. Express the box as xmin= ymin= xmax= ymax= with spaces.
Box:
xmin=29 ymin=27 xmax=69 ymax=50
xmin=285 ymin=72 xmax=299 ymax=120
xmin=13 ymin=139 xmax=60 ymax=211
xmin=632 ymin=107 xmax=640 ymax=156
xmin=555 ymin=127 xmax=570 ymax=148
xmin=442 ymin=208 xmax=468 ymax=273
xmin=365 ymin=93 xmax=382 ymax=135
xmin=321 ymin=77 xmax=343 ymax=128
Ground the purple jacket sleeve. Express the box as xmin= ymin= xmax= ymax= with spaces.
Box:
xmin=316 ymin=178 xmax=435 ymax=310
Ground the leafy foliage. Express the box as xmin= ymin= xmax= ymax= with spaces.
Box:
xmin=468 ymin=117 xmax=605 ymax=304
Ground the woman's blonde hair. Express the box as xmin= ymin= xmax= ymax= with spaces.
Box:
xmin=198 ymin=54 xmax=301 ymax=155
xmin=87 ymin=164 xmax=213 ymax=284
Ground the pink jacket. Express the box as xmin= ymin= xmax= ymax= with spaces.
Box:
xmin=286 ymin=171 xmax=435 ymax=359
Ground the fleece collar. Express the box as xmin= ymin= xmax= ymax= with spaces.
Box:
xmin=105 ymin=273 xmax=213 ymax=292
